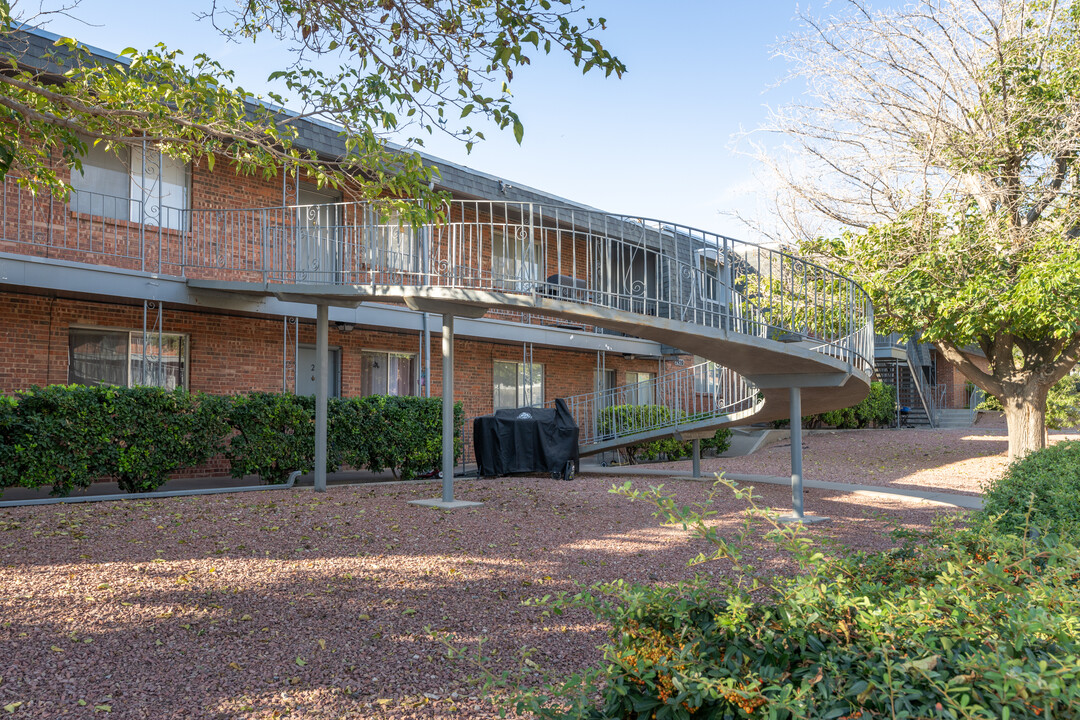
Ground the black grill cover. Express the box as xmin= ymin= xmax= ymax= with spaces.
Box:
xmin=473 ymin=399 xmax=580 ymax=477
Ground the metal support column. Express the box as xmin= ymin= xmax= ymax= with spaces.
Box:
xmin=779 ymin=386 xmax=828 ymax=524
xmin=691 ymin=438 xmax=701 ymax=478
xmin=314 ymin=304 xmax=329 ymax=493
xmin=790 ymin=386 xmax=803 ymax=517
xmin=441 ymin=313 xmax=455 ymax=502
xmin=410 ymin=313 xmax=482 ymax=509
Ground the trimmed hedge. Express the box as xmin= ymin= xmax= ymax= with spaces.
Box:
xmin=774 ymin=381 xmax=896 ymax=429
xmin=598 ymin=405 xmax=734 ymax=463
xmin=979 ymin=439 xmax=1080 ymax=538
xmin=0 ymin=385 xmax=224 ymax=495
xmin=0 ymin=385 xmax=463 ymax=495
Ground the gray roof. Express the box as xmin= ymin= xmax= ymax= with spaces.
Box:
xmin=4 ymin=26 xmax=602 ymax=211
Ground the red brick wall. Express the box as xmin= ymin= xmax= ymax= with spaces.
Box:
xmin=0 ymin=292 xmax=662 ymax=419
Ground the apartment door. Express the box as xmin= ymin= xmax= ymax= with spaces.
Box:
xmin=296 ymin=344 xmax=341 ymax=397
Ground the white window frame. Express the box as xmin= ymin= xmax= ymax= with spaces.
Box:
xmin=68 ymin=325 xmax=190 ymax=390
xmin=491 ymin=227 xmax=540 ymax=291
xmin=493 ymin=360 xmax=544 ymax=410
xmin=365 ymin=209 xmax=419 ymax=273
xmin=69 ymin=141 xmax=191 ymax=230
xmin=625 ymin=371 xmax=655 ymax=406
xmin=361 ymin=350 xmax=418 ymax=396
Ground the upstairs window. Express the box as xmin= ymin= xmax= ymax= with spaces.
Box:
xmin=69 ymin=142 xmax=190 ymax=230
xmin=68 ymin=328 xmax=188 ymax=390
xmin=365 ymin=209 xmax=419 ymax=273
xmin=491 ymin=228 xmax=540 ymax=291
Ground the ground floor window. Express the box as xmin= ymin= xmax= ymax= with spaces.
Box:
xmin=68 ymin=328 xmax=188 ymax=390
xmin=493 ymin=361 xmax=544 ymax=409
xmin=625 ymin=371 xmax=655 ymax=405
xmin=362 ymin=351 xmax=416 ymax=396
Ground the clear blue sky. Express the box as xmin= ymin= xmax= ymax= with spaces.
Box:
xmin=37 ymin=1 xmax=809 ymax=238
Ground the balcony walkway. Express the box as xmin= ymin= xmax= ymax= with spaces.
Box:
xmin=1 ymin=189 xmax=875 ymax=519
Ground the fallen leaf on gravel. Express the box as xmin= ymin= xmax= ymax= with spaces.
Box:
xmin=357 ymin=614 xmax=370 ymax=621
xmin=77 ymin=700 xmax=87 ymax=706
xmin=295 ymin=657 xmax=307 ymax=666
xmin=228 ymin=662 xmax=242 ymax=671
xmin=50 ymin=645 xmax=63 ymax=652
xmin=317 ymin=639 xmax=326 ymax=650
xmin=403 ymin=608 xmax=417 ymax=616
xmin=4 ymin=702 xmax=23 ymax=713
xmin=94 ymin=705 xmax=111 ymax=713
xmin=240 ymin=614 xmax=253 ymax=621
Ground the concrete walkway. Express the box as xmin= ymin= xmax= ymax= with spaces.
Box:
xmin=578 ymin=464 xmax=984 ymax=510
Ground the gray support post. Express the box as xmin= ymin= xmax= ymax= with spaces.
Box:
xmin=789 ymin=386 xmax=803 ymax=517
xmin=780 ymin=386 xmax=828 ymax=524
xmin=409 ymin=313 xmax=481 ymax=510
xmin=441 ymin=313 xmax=455 ymax=503
xmin=691 ymin=438 xmax=701 ymax=478
xmin=314 ymin=304 xmax=329 ymax=493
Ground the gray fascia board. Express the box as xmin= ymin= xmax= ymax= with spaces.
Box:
xmin=0 ymin=252 xmax=663 ymax=356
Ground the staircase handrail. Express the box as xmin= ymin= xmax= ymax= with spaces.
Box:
xmin=903 ymin=337 xmax=937 ymax=428
xmin=546 ymin=361 xmax=762 ymax=449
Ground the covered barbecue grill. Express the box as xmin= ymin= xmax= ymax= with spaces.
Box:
xmin=473 ymin=398 xmax=580 ymax=480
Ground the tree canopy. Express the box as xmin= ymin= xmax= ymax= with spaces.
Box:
xmin=756 ymin=0 xmax=1080 ymax=458
xmin=0 ymin=0 xmax=624 ymax=203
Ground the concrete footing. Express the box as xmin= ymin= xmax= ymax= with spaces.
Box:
xmin=408 ymin=498 xmax=483 ymax=510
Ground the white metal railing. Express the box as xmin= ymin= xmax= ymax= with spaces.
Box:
xmin=1 ymin=183 xmax=875 ymax=377
xmin=552 ymin=361 xmax=761 ymax=449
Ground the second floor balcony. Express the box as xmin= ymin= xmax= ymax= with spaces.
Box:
xmin=0 ymin=178 xmax=875 ymax=372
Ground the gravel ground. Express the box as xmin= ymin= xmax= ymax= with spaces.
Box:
xmin=0 ymin=477 xmax=960 ymax=719
xmin=651 ymin=414 xmax=1080 ymax=497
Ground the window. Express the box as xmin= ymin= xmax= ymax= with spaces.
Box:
xmin=493 ymin=361 xmax=544 ymax=409
xmin=692 ymin=356 xmax=724 ymax=395
xmin=365 ymin=209 xmax=418 ymax=273
xmin=362 ymin=351 xmax=416 ymax=396
xmin=491 ymin=228 xmax=540 ymax=291
xmin=69 ymin=142 xmax=190 ymax=230
xmin=68 ymin=328 xmax=188 ymax=390
xmin=625 ymin=371 xmax=655 ymax=405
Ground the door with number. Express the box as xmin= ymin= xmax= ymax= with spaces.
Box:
xmin=296 ymin=345 xmax=341 ymax=397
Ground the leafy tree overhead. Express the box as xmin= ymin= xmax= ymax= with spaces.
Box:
xmin=756 ymin=0 xmax=1080 ymax=459
xmin=0 ymin=0 xmax=624 ymax=205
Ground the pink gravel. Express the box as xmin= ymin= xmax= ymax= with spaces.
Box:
xmin=651 ymin=414 xmax=1080 ymax=497
xmin=0 ymin=476 xmax=959 ymax=719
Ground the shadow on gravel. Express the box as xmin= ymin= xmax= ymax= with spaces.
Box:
xmin=0 ymin=478 xmax=961 ymax=719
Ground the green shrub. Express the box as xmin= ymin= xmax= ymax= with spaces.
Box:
xmin=817 ymin=381 xmax=895 ymax=428
xmin=979 ymin=440 xmax=1080 ymax=537
xmin=1 ymin=386 xmax=463 ymax=494
xmin=599 ymin=405 xmax=683 ymax=463
xmin=506 ymin=481 xmax=1080 ymax=720
xmin=108 ymin=387 xmax=227 ymax=492
xmin=221 ymin=392 xmax=323 ymax=484
xmin=700 ymin=427 xmax=733 ymax=455
xmin=334 ymin=395 xmax=463 ymax=480
xmin=0 ymin=386 xmax=226 ymax=495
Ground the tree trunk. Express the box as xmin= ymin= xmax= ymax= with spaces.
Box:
xmin=1002 ymin=381 xmax=1050 ymax=462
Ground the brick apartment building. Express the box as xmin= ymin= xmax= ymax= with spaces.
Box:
xmin=0 ymin=28 xmax=691 ymax=434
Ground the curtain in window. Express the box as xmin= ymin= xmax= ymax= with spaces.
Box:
xmin=68 ymin=329 xmax=129 ymax=386
xmin=130 ymin=334 xmax=186 ymax=391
